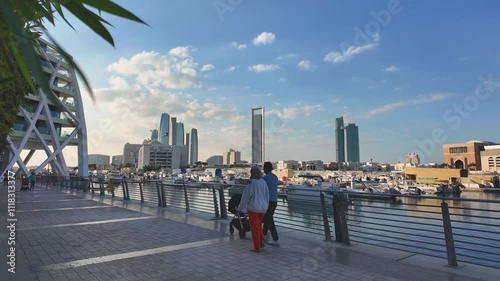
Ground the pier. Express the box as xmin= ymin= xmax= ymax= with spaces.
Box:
xmin=2 ymin=180 xmax=500 ymax=280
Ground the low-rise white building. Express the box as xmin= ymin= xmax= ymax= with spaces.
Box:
xmin=88 ymin=154 xmax=110 ymax=169
xmin=277 ymin=160 xmax=299 ymax=170
xmin=137 ymin=142 xmax=188 ymax=170
xmin=481 ymin=145 xmax=500 ymax=172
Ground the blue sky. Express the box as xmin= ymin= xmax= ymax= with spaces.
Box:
xmin=43 ymin=0 xmax=500 ymax=165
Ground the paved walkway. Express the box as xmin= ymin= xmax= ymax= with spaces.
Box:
xmin=1 ymin=182 xmax=500 ymax=281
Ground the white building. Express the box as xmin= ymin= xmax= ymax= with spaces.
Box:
xmin=1 ymin=38 xmax=88 ymax=177
xmin=223 ymin=148 xmax=241 ymax=165
xmin=137 ymin=142 xmax=188 ymax=170
xmin=481 ymin=145 xmax=500 ymax=172
xmin=277 ymin=160 xmax=299 ymax=170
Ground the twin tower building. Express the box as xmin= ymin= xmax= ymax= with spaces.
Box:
xmin=335 ymin=116 xmax=360 ymax=163
xmin=159 ymin=113 xmax=198 ymax=165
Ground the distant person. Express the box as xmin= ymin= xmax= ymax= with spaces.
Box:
xmin=239 ymin=166 xmax=269 ymax=252
xmin=262 ymin=161 xmax=279 ymax=243
xmin=29 ymin=172 xmax=37 ymax=190
xmin=3 ymin=172 xmax=8 ymax=186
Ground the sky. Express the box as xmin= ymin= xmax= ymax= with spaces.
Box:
xmin=35 ymin=0 xmax=500 ymax=166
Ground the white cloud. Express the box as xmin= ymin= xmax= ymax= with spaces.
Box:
xmin=276 ymin=53 xmax=297 ymax=60
xmin=297 ymin=60 xmax=313 ymax=71
xmin=226 ymin=66 xmax=238 ymax=71
xmin=384 ymin=65 xmax=399 ymax=72
xmin=201 ymin=64 xmax=215 ymax=72
xmin=229 ymin=41 xmax=247 ymax=49
xmin=106 ymin=47 xmax=199 ymax=89
xmin=324 ymin=33 xmax=380 ymax=64
xmin=253 ymin=32 xmax=276 ymax=45
xmin=267 ymin=104 xmax=324 ymax=120
xmin=207 ymin=87 xmax=217 ymax=91
xmin=248 ymin=64 xmax=280 ymax=72
xmin=359 ymin=93 xmax=454 ymax=119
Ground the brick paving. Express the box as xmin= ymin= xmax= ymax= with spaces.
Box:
xmin=1 ymin=181 xmax=499 ymax=281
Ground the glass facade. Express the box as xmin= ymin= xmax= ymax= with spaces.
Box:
xmin=176 ymin=123 xmax=184 ymax=145
xmin=335 ymin=117 xmax=345 ymax=162
xmin=190 ymin=128 xmax=198 ymax=165
xmin=252 ymin=107 xmax=264 ymax=164
xmin=345 ymin=123 xmax=360 ymax=162
xmin=159 ymin=113 xmax=170 ymax=145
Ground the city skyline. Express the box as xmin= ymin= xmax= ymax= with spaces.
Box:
xmin=27 ymin=1 xmax=500 ymax=166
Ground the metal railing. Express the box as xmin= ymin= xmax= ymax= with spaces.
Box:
xmin=36 ymin=176 xmax=500 ymax=269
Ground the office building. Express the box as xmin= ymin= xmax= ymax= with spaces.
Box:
xmin=406 ymin=153 xmax=420 ymax=166
xmin=123 ymin=143 xmax=142 ymax=166
xmin=251 ymin=106 xmax=264 ymax=164
xmin=137 ymin=143 xmax=188 ymax=170
xmin=206 ymin=155 xmax=223 ymax=166
xmin=345 ymin=123 xmax=360 ymax=163
xmin=150 ymin=129 xmax=158 ymax=142
xmin=176 ymin=122 xmax=184 ymax=145
xmin=223 ymin=149 xmax=241 ymax=165
xmin=88 ymin=154 xmax=110 ymax=169
xmin=159 ymin=113 xmax=170 ymax=145
xmin=190 ymin=128 xmax=198 ymax=165
xmin=111 ymin=155 xmax=123 ymax=166
xmin=0 ymin=38 xmax=88 ymax=177
xmin=335 ymin=117 xmax=345 ymax=162
xmin=185 ymin=133 xmax=190 ymax=166
xmin=171 ymin=117 xmax=177 ymax=145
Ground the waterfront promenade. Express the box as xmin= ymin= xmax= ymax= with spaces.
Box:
xmin=2 ymin=183 xmax=500 ymax=281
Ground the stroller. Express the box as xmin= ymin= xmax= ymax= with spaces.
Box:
xmin=20 ymin=177 xmax=29 ymax=191
xmin=228 ymin=194 xmax=250 ymax=239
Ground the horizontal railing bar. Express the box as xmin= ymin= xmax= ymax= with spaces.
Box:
xmin=349 ymin=234 xmax=447 ymax=252
xmin=347 ymin=214 xmax=444 ymax=226
xmin=347 ymin=223 xmax=445 ymax=237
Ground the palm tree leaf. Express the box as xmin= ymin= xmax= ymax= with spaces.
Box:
xmin=83 ymin=0 xmax=148 ymax=25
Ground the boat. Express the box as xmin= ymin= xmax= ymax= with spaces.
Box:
xmin=285 ymin=174 xmax=337 ymax=204
xmin=435 ymin=183 xmax=464 ymax=195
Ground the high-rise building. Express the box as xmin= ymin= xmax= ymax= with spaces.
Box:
xmin=88 ymin=154 xmax=110 ymax=169
xmin=190 ymin=128 xmax=198 ymax=165
xmin=171 ymin=117 xmax=177 ymax=145
xmin=345 ymin=123 xmax=360 ymax=163
xmin=176 ymin=122 xmax=184 ymax=145
xmin=406 ymin=153 xmax=420 ymax=166
xmin=111 ymin=155 xmax=123 ymax=166
xmin=223 ymin=149 xmax=241 ymax=165
xmin=251 ymin=106 xmax=264 ymax=164
xmin=150 ymin=129 xmax=158 ymax=142
xmin=0 ymin=38 xmax=88 ymax=177
xmin=159 ymin=113 xmax=170 ymax=145
xmin=185 ymin=133 xmax=190 ymax=166
xmin=335 ymin=117 xmax=345 ymax=162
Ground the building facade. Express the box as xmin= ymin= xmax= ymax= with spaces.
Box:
xmin=223 ymin=148 xmax=241 ymax=165
xmin=175 ymin=122 xmax=184 ymax=145
xmin=137 ymin=142 xmax=188 ymax=170
xmin=150 ymin=129 xmax=158 ymax=142
xmin=190 ymin=128 xmax=198 ymax=165
xmin=335 ymin=116 xmax=345 ymax=162
xmin=206 ymin=155 xmax=223 ymax=167
xmin=88 ymin=154 xmax=110 ymax=169
xmin=405 ymin=152 xmax=420 ymax=166
xmin=480 ymin=145 xmax=500 ymax=172
xmin=443 ymin=141 xmax=496 ymax=170
xmin=159 ymin=113 xmax=170 ymax=145
xmin=345 ymin=123 xmax=360 ymax=162
xmin=185 ymin=133 xmax=190 ymax=166
xmin=170 ymin=117 xmax=177 ymax=145
xmin=111 ymin=155 xmax=123 ymax=166
xmin=277 ymin=160 xmax=299 ymax=170
xmin=251 ymin=106 xmax=264 ymax=164
xmin=0 ymin=39 xmax=88 ymax=177
xmin=123 ymin=143 xmax=142 ymax=166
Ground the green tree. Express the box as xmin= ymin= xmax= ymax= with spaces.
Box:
xmin=0 ymin=0 xmax=146 ymax=153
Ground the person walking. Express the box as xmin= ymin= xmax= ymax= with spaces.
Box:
xmin=262 ymin=161 xmax=279 ymax=243
xmin=239 ymin=166 xmax=269 ymax=252
xmin=3 ymin=172 xmax=8 ymax=186
xmin=29 ymin=172 xmax=37 ymax=190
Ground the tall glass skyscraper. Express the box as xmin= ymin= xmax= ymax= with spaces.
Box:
xmin=345 ymin=123 xmax=360 ymax=162
xmin=171 ymin=117 xmax=177 ymax=145
xmin=335 ymin=117 xmax=345 ymax=162
xmin=159 ymin=113 xmax=170 ymax=145
xmin=150 ymin=129 xmax=158 ymax=142
xmin=190 ymin=128 xmax=198 ymax=165
xmin=176 ymin=123 xmax=184 ymax=145
xmin=252 ymin=107 xmax=264 ymax=164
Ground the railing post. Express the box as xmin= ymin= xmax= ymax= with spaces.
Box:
xmin=110 ymin=181 xmax=115 ymax=198
xmin=320 ymin=192 xmax=332 ymax=241
xmin=121 ymin=179 xmax=127 ymax=200
xmin=212 ymin=187 xmax=220 ymax=218
xmin=99 ymin=179 xmax=105 ymax=196
xmin=333 ymin=193 xmax=350 ymax=244
xmin=161 ymin=181 xmax=167 ymax=207
xmin=441 ymin=201 xmax=458 ymax=267
xmin=219 ymin=185 xmax=227 ymax=219
xmin=125 ymin=180 xmax=130 ymax=200
xmin=183 ymin=183 xmax=190 ymax=212
xmin=139 ymin=182 xmax=144 ymax=203
xmin=156 ymin=181 xmax=162 ymax=207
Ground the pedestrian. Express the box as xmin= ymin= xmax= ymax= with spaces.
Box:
xmin=29 ymin=172 xmax=37 ymax=190
xmin=262 ymin=161 xmax=279 ymax=243
xmin=239 ymin=165 xmax=269 ymax=252
xmin=3 ymin=172 xmax=8 ymax=186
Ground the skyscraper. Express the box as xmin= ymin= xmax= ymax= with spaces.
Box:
xmin=251 ymin=106 xmax=264 ymax=164
xmin=0 ymin=38 xmax=88 ymax=177
xmin=159 ymin=113 xmax=170 ymax=145
xmin=335 ymin=117 xmax=345 ymax=162
xmin=150 ymin=129 xmax=158 ymax=142
xmin=185 ymin=132 xmax=190 ymax=165
xmin=171 ymin=117 xmax=177 ymax=145
xmin=176 ymin=122 xmax=184 ymax=145
xmin=345 ymin=123 xmax=360 ymax=163
xmin=190 ymin=128 xmax=198 ymax=165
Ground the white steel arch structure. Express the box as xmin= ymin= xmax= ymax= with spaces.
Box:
xmin=0 ymin=39 xmax=88 ymax=177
